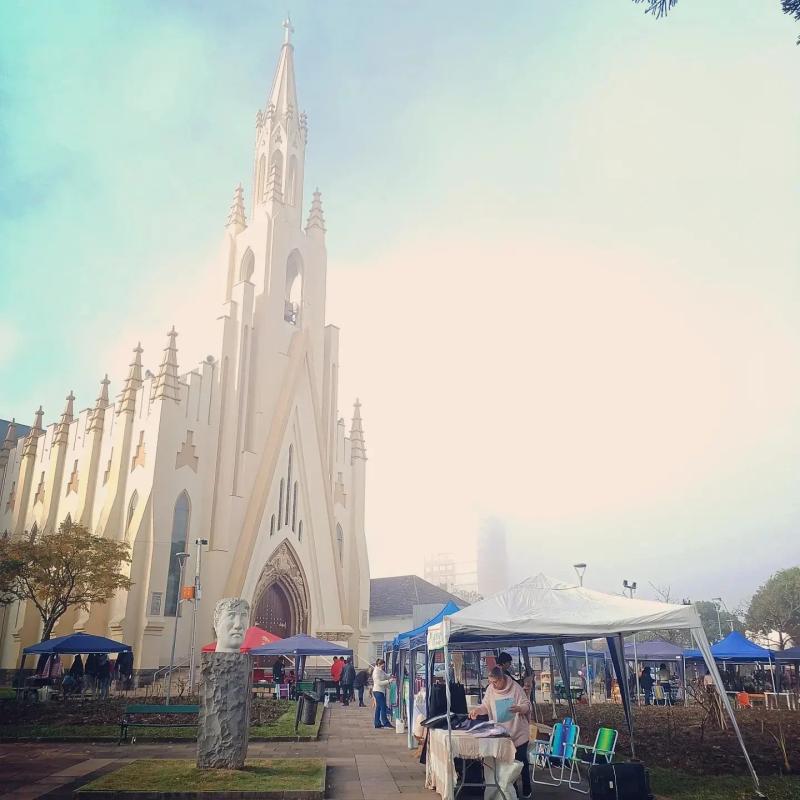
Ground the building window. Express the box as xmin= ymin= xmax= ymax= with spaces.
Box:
xmin=374 ymin=641 xmax=388 ymax=660
xmin=336 ymin=523 xmax=344 ymax=567
xmin=286 ymin=447 xmax=293 ymax=526
xmin=292 ymin=481 xmax=298 ymax=531
xmin=125 ymin=491 xmax=138 ymax=541
xmin=298 ymin=520 xmax=303 ymax=543
xmin=278 ymin=479 xmax=285 ymax=529
xmin=270 ymin=514 xmax=276 ymax=537
xmin=165 ymin=491 xmax=191 ymax=617
xmin=150 ymin=592 xmax=163 ymax=616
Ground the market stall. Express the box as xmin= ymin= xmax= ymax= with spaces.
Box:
xmin=424 ymin=573 xmax=763 ymax=799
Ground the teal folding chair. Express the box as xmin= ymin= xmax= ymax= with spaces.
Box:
xmin=568 ymin=727 xmax=618 ymax=793
xmin=529 ymin=718 xmax=581 ymax=787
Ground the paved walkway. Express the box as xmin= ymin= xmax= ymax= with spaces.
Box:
xmin=0 ymin=703 xmax=572 ymax=799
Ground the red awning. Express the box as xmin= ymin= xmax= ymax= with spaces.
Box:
xmin=201 ymin=626 xmax=282 ymax=653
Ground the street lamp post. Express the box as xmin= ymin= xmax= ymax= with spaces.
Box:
xmin=189 ymin=538 xmax=209 ymax=694
xmin=573 ymin=563 xmax=591 ymax=705
xmin=166 ymin=551 xmax=190 ymax=706
xmin=712 ymin=597 xmax=724 ymax=642
xmin=623 ymin=580 xmax=639 ymax=705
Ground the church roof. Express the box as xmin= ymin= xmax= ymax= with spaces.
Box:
xmin=0 ymin=419 xmax=31 ymax=445
xmin=370 ymin=575 xmax=466 ymax=619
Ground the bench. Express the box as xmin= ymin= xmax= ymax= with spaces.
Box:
xmin=119 ymin=703 xmax=199 ymax=744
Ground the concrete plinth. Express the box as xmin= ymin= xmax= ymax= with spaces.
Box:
xmin=196 ymin=651 xmax=252 ymax=769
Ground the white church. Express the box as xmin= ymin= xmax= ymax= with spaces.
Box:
xmin=0 ymin=21 xmax=372 ymax=673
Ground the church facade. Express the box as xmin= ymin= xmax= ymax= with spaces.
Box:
xmin=0 ymin=23 xmax=371 ymax=672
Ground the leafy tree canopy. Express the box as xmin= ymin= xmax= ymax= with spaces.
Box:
xmin=746 ymin=567 xmax=800 ymax=650
xmin=0 ymin=519 xmax=132 ymax=640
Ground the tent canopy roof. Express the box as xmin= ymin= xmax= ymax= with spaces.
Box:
xmin=249 ymin=633 xmax=352 ymax=657
xmin=775 ymin=646 xmax=800 ymax=662
xmin=685 ymin=631 xmax=773 ymax=662
xmin=23 ymin=632 xmax=131 ymax=655
xmin=429 ymin=573 xmax=702 ymax=648
xmin=622 ymin=638 xmax=685 ymax=662
xmin=201 ymin=626 xmax=282 ymax=653
xmin=393 ymin=601 xmax=461 ymax=649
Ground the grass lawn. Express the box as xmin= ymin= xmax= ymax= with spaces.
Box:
xmin=0 ymin=703 xmax=322 ymax=741
xmin=78 ymin=758 xmax=325 ymax=792
xmin=650 ymin=767 xmax=800 ymax=800
xmin=0 ymin=688 xmax=15 ymax=700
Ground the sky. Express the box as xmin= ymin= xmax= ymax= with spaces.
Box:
xmin=1 ymin=1 xmax=799 ymax=609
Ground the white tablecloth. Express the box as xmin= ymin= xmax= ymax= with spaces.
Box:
xmin=425 ymin=728 xmax=517 ymax=800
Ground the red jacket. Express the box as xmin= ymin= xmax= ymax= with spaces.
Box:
xmin=331 ymin=659 xmax=344 ymax=681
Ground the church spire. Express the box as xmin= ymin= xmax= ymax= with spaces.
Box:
xmin=268 ymin=16 xmax=299 ymax=119
xmin=117 ymin=343 xmax=144 ymax=415
xmin=305 ymin=188 xmax=326 ymax=235
xmin=53 ymin=391 xmax=75 ymax=446
xmin=226 ymin=183 xmax=247 ymax=233
xmin=151 ymin=327 xmax=181 ymax=403
xmin=0 ymin=418 xmax=18 ymax=470
xmin=88 ymin=375 xmax=111 ymax=433
xmin=350 ymin=399 xmax=367 ymax=462
xmin=21 ymin=406 xmax=44 ymax=459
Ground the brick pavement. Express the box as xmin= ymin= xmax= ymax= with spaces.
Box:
xmin=0 ymin=703 xmax=572 ymax=799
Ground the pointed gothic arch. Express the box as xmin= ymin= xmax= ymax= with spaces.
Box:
xmin=165 ymin=490 xmax=191 ymax=616
xmin=336 ymin=523 xmax=344 ymax=567
xmin=125 ymin=491 xmax=138 ymax=542
xmin=284 ymin=249 xmax=303 ymax=324
xmin=63 ymin=513 xmax=72 ymax=529
xmin=286 ymin=154 xmax=298 ymax=205
xmin=240 ymin=247 xmax=255 ymax=282
xmin=251 ymin=540 xmax=310 ymax=638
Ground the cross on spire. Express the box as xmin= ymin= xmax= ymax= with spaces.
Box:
xmin=283 ymin=14 xmax=294 ymax=45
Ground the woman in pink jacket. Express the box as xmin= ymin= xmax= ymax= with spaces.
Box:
xmin=469 ymin=666 xmax=532 ymax=799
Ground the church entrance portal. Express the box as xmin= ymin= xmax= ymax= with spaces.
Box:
xmin=251 ymin=540 xmax=309 ymax=638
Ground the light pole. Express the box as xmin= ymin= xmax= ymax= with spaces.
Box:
xmin=189 ymin=538 xmax=209 ymax=694
xmin=712 ymin=597 xmax=724 ymax=641
xmin=623 ymin=580 xmax=639 ymax=705
xmin=573 ymin=563 xmax=591 ymax=705
xmin=166 ymin=551 xmax=190 ymax=705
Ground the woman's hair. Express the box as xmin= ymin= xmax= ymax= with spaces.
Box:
xmin=375 ymin=658 xmax=385 ymax=667
xmin=488 ymin=666 xmax=505 ymax=680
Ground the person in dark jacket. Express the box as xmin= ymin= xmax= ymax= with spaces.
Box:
xmin=340 ymin=658 xmax=356 ymax=706
xmin=639 ymin=666 xmax=654 ymax=705
xmin=354 ymin=667 xmax=369 ymax=707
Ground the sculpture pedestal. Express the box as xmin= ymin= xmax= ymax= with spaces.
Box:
xmin=197 ymin=652 xmax=251 ymax=769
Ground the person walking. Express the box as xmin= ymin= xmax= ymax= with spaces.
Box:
xmin=354 ymin=666 xmax=369 ymax=707
xmin=372 ymin=658 xmax=393 ymax=729
xmin=340 ymin=657 xmax=356 ymax=706
xmin=639 ymin=666 xmax=654 ymax=705
xmin=469 ymin=666 xmax=532 ymax=799
xmin=331 ymin=656 xmax=344 ymax=701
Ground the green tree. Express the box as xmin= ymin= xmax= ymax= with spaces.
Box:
xmin=746 ymin=567 xmax=800 ymax=650
xmin=0 ymin=519 xmax=132 ymax=640
xmin=633 ymin=0 xmax=800 ymax=43
xmin=694 ymin=600 xmax=745 ymax=643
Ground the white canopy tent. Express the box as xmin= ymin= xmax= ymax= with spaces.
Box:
xmin=426 ymin=574 xmax=762 ymax=797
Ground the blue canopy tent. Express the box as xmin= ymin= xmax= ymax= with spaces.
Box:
xmin=684 ymin=631 xmax=774 ymax=662
xmin=250 ymin=634 xmax=352 ymax=682
xmin=23 ymin=632 xmax=132 ymax=654
xmin=775 ymin=646 xmax=800 ymax=662
xmin=393 ymin=601 xmax=461 ymax=651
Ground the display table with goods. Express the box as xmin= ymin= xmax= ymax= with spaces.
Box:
xmin=425 ymin=727 xmax=521 ymax=800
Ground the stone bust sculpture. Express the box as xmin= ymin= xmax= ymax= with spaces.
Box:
xmin=213 ymin=597 xmax=250 ymax=652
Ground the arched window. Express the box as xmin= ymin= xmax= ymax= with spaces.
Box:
xmin=257 ymin=154 xmax=266 ymax=203
xmin=298 ymin=520 xmax=303 ymax=543
xmin=165 ymin=491 xmax=191 ymax=616
xmin=29 ymin=522 xmax=38 ymax=543
xmin=270 ymin=514 xmax=276 ymax=537
xmin=278 ymin=479 xmax=285 ymax=530
xmin=62 ymin=513 xmax=72 ymax=531
xmin=270 ymin=149 xmax=284 ymax=188
xmin=286 ymin=446 xmax=293 ymax=526
xmin=125 ymin=491 xmax=138 ymax=541
xmin=284 ymin=250 xmax=303 ymax=324
xmin=239 ymin=247 xmax=255 ymax=282
xmin=336 ymin=523 xmax=344 ymax=567
xmin=292 ymin=481 xmax=298 ymax=531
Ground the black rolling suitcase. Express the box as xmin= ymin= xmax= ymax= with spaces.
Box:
xmin=589 ymin=763 xmax=654 ymax=800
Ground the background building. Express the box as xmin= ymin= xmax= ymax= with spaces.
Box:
xmin=0 ymin=23 xmax=371 ymax=673
xmin=477 ymin=517 xmax=509 ymax=598
xmin=368 ymin=575 xmax=465 ymax=660
xmin=424 ymin=552 xmax=480 ymax=603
